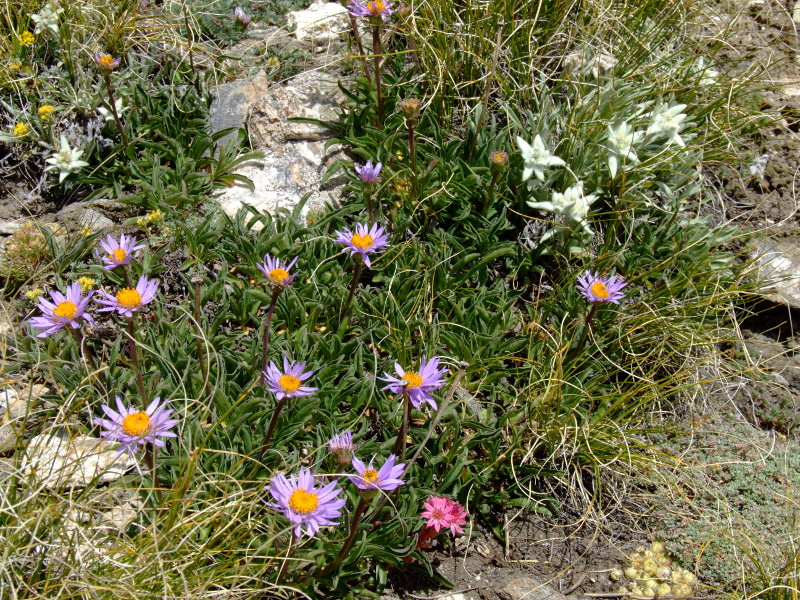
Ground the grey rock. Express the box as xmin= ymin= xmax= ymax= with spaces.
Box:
xmin=215 ymin=69 xmax=349 ymax=225
xmin=249 ymin=70 xmax=345 ymax=148
xmin=0 ymin=385 xmax=49 ymax=453
xmin=287 ymin=0 xmax=350 ymax=51
xmin=754 ymin=239 xmax=800 ymax=309
xmin=209 ymin=71 xmax=272 ymax=149
xmin=499 ymin=577 xmax=570 ymax=600
xmin=22 ymin=434 xmax=134 ymax=489
xmin=57 ymin=202 xmax=114 ymax=233
xmin=0 ymin=220 xmax=22 ymax=235
xmin=214 ymin=141 xmax=347 ymax=227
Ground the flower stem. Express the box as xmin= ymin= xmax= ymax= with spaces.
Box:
xmin=372 ymin=25 xmax=384 ymax=127
xmin=349 ymin=15 xmax=371 ymax=80
xmin=127 ymin=317 xmax=148 ymax=407
xmin=567 ymin=303 xmax=599 ymax=364
xmin=259 ymin=396 xmax=288 ymax=460
xmin=339 ymin=260 xmax=363 ymax=326
xmin=145 ymin=443 xmax=163 ymax=501
xmin=364 ymin=185 xmax=375 ymax=222
xmin=391 ymin=384 xmax=411 ymax=461
xmin=102 ymin=72 xmax=128 ymax=148
xmin=482 ymin=170 xmax=500 ymax=214
xmin=407 ymin=121 xmax=418 ymax=201
xmin=261 ymin=288 xmax=281 ymax=377
xmin=276 ymin=531 xmax=297 ymax=584
xmin=315 ymin=497 xmax=367 ymax=578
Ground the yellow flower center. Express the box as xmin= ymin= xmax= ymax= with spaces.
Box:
xmin=116 ymin=288 xmax=142 ymax=309
xmin=288 ymin=489 xmax=319 ymax=514
xmin=350 ymin=233 xmax=374 ymax=250
xmin=403 ymin=371 xmax=423 ymax=389
xmin=279 ymin=374 xmax=301 ymax=392
xmin=590 ymin=281 xmax=610 ymax=299
xmin=53 ymin=301 xmax=78 ymax=320
xmin=362 ymin=468 xmax=379 ymax=484
xmin=110 ymin=248 xmax=127 ymax=263
xmin=121 ymin=411 xmax=151 ymax=436
xmin=97 ymin=54 xmax=115 ymax=68
xmin=269 ymin=268 xmax=289 ymax=284
xmin=367 ymin=0 xmax=386 ymax=14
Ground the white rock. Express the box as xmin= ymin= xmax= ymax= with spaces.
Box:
xmin=22 ymin=434 xmax=134 ymax=489
xmin=754 ymin=239 xmax=800 ymax=309
xmin=0 ymin=219 xmax=22 ymax=235
xmin=287 ymin=0 xmax=349 ymax=48
xmin=0 ymin=385 xmax=49 ymax=453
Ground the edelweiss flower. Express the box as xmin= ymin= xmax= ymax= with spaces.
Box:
xmin=577 ymin=271 xmax=627 ymax=304
xmin=607 ymin=122 xmax=643 ymax=177
xmin=45 ymin=135 xmax=89 ymax=183
xmin=516 ymin=135 xmax=566 ymax=182
xmin=646 ymin=104 xmax=688 ymax=147
xmin=333 ymin=222 xmax=389 ymax=268
xmin=31 ymin=3 xmax=63 ymax=35
xmin=267 ymin=469 xmax=346 ymax=538
xmin=379 ymin=355 xmax=448 ymax=410
xmin=95 ymin=396 xmax=179 ymax=457
xmin=527 ymin=182 xmax=598 ymax=234
xmin=28 ymin=282 xmax=95 ymax=338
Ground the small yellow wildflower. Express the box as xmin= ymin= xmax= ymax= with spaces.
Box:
xmin=77 ymin=277 xmax=96 ymax=292
xmin=26 ymin=288 xmax=44 ymax=301
xmin=80 ymin=225 xmax=93 ymax=238
xmin=146 ymin=209 xmax=164 ymax=223
xmin=13 ymin=123 xmax=29 ymax=138
xmin=38 ymin=105 xmax=55 ymax=120
xmin=8 ymin=60 xmax=21 ymax=71
xmin=19 ymin=32 xmax=35 ymax=46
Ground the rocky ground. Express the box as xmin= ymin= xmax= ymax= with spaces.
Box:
xmin=2 ymin=1 xmax=800 ymax=599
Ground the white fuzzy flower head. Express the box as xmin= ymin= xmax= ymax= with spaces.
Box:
xmin=590 ymin=53 xmax=617 ymax=77
xmin=528 ymin=181 xmax=597 ymax=234
xmin=607 ymin=122 xmax=643 ymax=177
xmin=45 ymin=135 xmax=89 ymax=183
xmin=516 ymin=134 xmax=566 ymax=182
xmin=31 ymin=3 xmax=63 ymax=35
xmin=646 ymin=104 xmax=687 ymax=147
xmin=97 ymin=98 xmax=126 ymax=122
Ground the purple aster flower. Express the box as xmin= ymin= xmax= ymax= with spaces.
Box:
xmin=95 ymin=275 xmax=159 ymax=318
xmin=577 ymin=271 xmax=627 ymax=304
xmin=95 ymin=396 xmax=179 ymax=457
xmin=349 ymin=454 xmax=405 ymax=496
xmin=379 ymin=355 xmax=448 ymax=410
xmin=329 ymin=430 xmax=354 ymax=465
xmin=263 ymin=357 xmax=317 ymax=400
xmin=28 ymin=282 xmax=95 ymax=338
xmin=267 ymin=469 xmax=346 ymax=538
xmin=333 ymin=223 xmax=389 ymax=268
xmin=97 ymin=233 xmax=146 ymax=270
xmin=257 ymin=254 xmax=298 ymax=290
xmin=347 ymin=0 xmax=394 ymax=20
xmin=354 ymin=160 xmax=382 ymax=183
xmin=92 ymin=52 xmax=121 ymax=70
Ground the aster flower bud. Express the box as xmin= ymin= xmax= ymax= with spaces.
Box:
xmin=399 ymin=98 xmax=422 ymax=124
xmin=234 ymin=6 xmax=252 ymax=27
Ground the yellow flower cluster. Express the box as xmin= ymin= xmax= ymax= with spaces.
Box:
xmin=136 ymin=209 xmax=164 ymax=228
xmin=13 ymin=122 xmax=29 ymax=138
xmin=38 ymin=105 xmax=55 ymax=120
xmin=25 ymin=288 xmax=44 ymax=301
xmin=611 ymin=541 xmax=697 ymax=598
xmin=19 ymin=31 xmax=35 ymax=46
xmin=78 ymin=277 xmax=96 ymax=292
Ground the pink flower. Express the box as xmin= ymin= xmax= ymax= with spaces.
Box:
xmin=28 ymin=282 xmax=94 ymax=338
xmin=421 ymin=495 xmax=467 ymax=536
xmin=97 ymin=233 xmax=145 ymax=270
xmin=333 ymin=222 xmax=389 ymax=268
